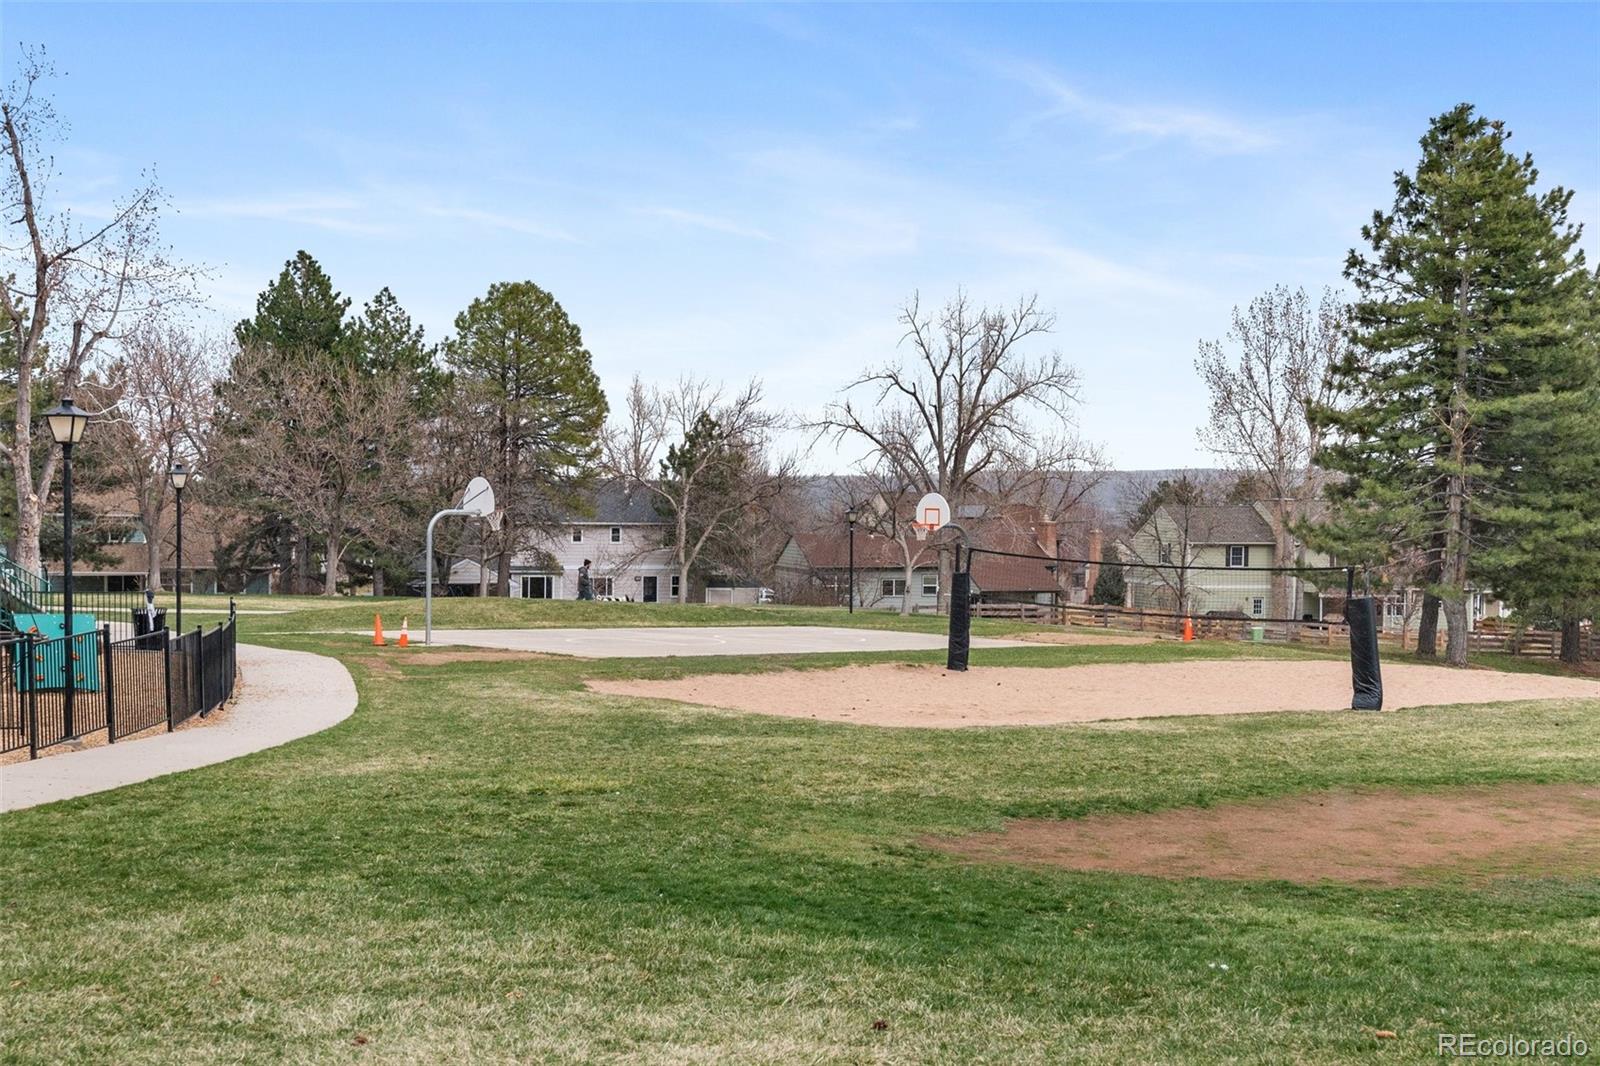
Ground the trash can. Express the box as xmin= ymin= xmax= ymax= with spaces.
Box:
xmin=1250 ymin=625 xmax=1265 ymax=643
xmin=131 ymin=607 xmax=168 ymax=650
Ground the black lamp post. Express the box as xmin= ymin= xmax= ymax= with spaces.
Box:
xmin=44 ymin=398 xmax=91 ymax=739
xmin=844 ymin=504 xmax=860 ymax=614
xmin=169 ymin=461 xmax=189 ymax=634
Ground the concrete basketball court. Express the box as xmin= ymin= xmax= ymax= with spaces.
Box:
xmin=425 ymin=625 xmax=1028 ymax=658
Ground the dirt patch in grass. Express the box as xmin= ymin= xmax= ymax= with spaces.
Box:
xmin=361 ymin=648 xmax=563 ymax=677
xmin=927 ymin=783 xmax=1600 ymax=886
xmin=1010 ymin=630 xmax=1158 ymax=647
xmin=587 ymin=659 xmax=1600 ymax=728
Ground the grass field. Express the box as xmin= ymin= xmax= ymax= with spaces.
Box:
xmin=2 ymin=602 xmax=1597 ymax=1063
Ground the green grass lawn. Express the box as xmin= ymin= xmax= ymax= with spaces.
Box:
xmin=2 ymin=603 xmax=1597 ymax=1063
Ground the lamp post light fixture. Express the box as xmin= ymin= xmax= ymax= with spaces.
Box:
xmin=169 ymin=461 xmax=190 ymax=635
xmin=43 ymin=398 xmax=91 ymax=740
xmin=844 ymin=504 xmax=860 ymax=614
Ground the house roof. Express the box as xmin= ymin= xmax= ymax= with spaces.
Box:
xmin=786 ymin=507 xmax=1072 ymax=594
xmin=560 ymin=481 xmax=665 ymax=525
xmin=1156 ymin=503 xmax=1276 ymax=545
xmin=788 ymin=531 xmax=937 ymax=571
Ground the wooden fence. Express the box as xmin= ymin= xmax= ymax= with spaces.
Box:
xmin=1466 ymin=626 xmax=1597 ymax=661
xmin=974 ymin=600 xmax=1597 ymax=661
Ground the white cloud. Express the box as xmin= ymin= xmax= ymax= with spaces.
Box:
xmin=183 ymin=195 xmax=390 ymax=235
xmin=1004 ymin=61 xmax=1280 ymax=155
xmin=417 ymin=204 xmax=578 ymax=243
xmin=636 ymin=206 xmax=772 ymax=241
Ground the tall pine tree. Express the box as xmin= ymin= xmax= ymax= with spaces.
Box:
xmin=1315 ymin=104 xmax=1591 ymax=666
xmin=1474 ymin=271 xmax=1600 ymax=662
xmin=443 ymin=281 xmax=607 ymax=596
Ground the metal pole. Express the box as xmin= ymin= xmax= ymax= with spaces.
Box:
xmin=847 ymin=518 xmax=855 ymax=614
xmin=62 ymin=440 xmax=75 ymax=740
xmin=101 ymin=624 xmax=116 ymax=743
xmin=174 ymin=484 xmax=184 ymax=634
xmin=425 ymin=507 xmax=473 ymax=646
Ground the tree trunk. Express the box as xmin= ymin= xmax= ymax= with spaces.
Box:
xmin=900 ymin=546 xmax=915 ymax=617
xmin=1442 ymin=595 xmax=1469 ymax=666
xmin=324 ymin=534 xmax=340 ymax=595
xmin=145 ymin=535 xmax=163 ymax=592
xmin=1416 ymin=594 xmax=1441 ymax=658
xmin=678 ymin=566 xmax=691 ymax=605
xmin=496 ymin=549 xmax=511 ymax=597
xmin=373 ymin=569 xmax=384 ymax=597
xmin=296 ymin=533 xmax=310 ymax=594
xmin=1560 ymin=617 xmax=1582 ymax=665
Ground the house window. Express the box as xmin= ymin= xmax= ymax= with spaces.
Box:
xmin=1226 ymin=545 xmax=1249 ymax=568
xmin=881 ymin=579 xmax=908 ymax=597
xmin=593 ymin=576 xmax=614 ymax=598
xmin=1251 ymin=597 xmax=1264 ymax=617
xmin=670 ymin=575 xmax=680 ymax=600
xmin=1158 ymin=545 xmax=1173 ymax=564
xmin=921 ymin=575 xmax=939 ymax=596
xmin=571 ymin=528 xmax=583 ymax=543
xmin=610 ymin=527 xmax=622 ymax=543
xmin=520 ymin=574 xmax=554 ymax=599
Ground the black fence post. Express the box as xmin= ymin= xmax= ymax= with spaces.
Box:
xmin=195 ymin=624 xmax=208 ymax=717
xmin=26 ymin=633 xmax=39 ymax=760
xmin=101 ymin=624 xmax=117 ymax=743
xmin=162 ymin=627 xmax=174 ymax=731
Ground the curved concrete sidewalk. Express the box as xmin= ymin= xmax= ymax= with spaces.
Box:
xmin=0 ymin=644 xmax=356 ymax=812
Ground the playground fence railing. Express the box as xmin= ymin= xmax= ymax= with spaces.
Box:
xmin=1 ymin=605 xmax=238 ymax=759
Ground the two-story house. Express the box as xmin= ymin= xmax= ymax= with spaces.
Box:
xmin=491 ymin=482 xmax=683 ymax=602
xmin=1118 ymin=501 xmax=1339 ymax=620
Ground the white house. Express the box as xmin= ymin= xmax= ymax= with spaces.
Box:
xmin=443 ymin=483 xmax=684 ymax=602
xmin=514 ymin=482 xmax=682 ymax=602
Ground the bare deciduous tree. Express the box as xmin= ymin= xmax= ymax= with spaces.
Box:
xmin=828 ymin=468 xmax=937 ymax=616
xmin=605 ymin=376 xmax=794 ymax=602
xmin=1 ymin=53 xmax=198 ymax=572
xmin=80 ymin=325 xmax=219 ymax=589
xmin=817 ymin=291 xmax=1094 ymax=609
xmin=215 ymin=347 xmax=414 ymax=595
xmin=1195 ymin=285 xmax=1347 ymax=617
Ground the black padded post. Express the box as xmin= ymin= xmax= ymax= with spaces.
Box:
xmin=947 ymin=571 xmax=972 ymax=672
xmin=1346 ymin=596 xmax=1383 ymax=710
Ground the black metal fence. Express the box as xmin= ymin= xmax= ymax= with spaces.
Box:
xmin=0 ymin=605 xmax=239 ymax=759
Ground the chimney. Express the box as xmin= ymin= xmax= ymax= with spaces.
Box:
xmin=1085 ymin=527 xmax=1104 ymax=594
xmin=1038 ymin=515 xmax=1060 ymax=598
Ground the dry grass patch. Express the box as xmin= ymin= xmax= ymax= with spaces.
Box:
xmin=928 ymin=783 xmax=1600 ymax=887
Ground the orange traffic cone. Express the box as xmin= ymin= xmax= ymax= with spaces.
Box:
xmin=397 ymin=617 xmax=409 ymax=648
xmin=373 ymin=613 xmax=386 ymax=646
xmin=1182 ymin=616 xmax=1195 ymax=642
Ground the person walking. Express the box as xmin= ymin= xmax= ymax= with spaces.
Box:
xmin=577 ymin=559 xmax=595 ymax=601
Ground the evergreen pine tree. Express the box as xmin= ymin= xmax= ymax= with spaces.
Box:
xmin=1090 ymin=542 xmax=1126 ymax=606
xmin=1314 ymin=104 xmax=1591 ymax=666
xmin=1475 ymin=272 xmax=1600 ymax=662
xmin=444 ymin=281 xmax=608 ymax=596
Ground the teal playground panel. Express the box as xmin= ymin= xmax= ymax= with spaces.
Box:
xmin=11 ymin=612 xmax=101 ymax=692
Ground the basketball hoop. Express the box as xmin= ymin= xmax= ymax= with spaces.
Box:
xmin=484 ymin=507 xmax=505 ymax=533
xmin=912 ymin=491 xmax=951 ymax=541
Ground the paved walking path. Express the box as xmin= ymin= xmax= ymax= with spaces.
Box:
xmin=0 ymin=644 xmax=356 ymax=812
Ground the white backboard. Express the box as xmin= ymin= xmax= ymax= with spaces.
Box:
xmin=914 ymin=491 xmax=951 ymax=530
xmin=460 ymin=477 xmax=496 ymax=517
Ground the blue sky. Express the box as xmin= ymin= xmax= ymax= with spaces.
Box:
xmin=5 ymin=2 xmax=1597 ymax=470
